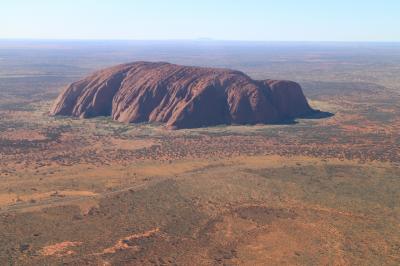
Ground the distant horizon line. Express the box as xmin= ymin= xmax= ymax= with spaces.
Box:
xmin=0 ymin=38 xmax=400 ymax=44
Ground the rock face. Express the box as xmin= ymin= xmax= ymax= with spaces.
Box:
xmin=50 ymin=62 xmax=317 ymax=129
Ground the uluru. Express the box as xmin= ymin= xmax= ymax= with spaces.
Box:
xmin=50 ymin=61 xmax=320 ymax=129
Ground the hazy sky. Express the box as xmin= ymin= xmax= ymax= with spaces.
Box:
xmin=1 ymin=0 xmax=399 ymax=41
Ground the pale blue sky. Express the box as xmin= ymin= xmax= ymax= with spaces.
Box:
xmin=1 ymin=0 xmax=399 ymax=41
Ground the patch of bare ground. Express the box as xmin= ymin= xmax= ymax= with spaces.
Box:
xmin=40 ymin=241 xmax=82 ymax=257
xmin=100 ymin=228 xmax=160 ymax=255
xmin=0 ymin=190 xmax=98 ymax=209
xmin=0 ymin=129 xmax=47 ymax=141
xmin=109 ymin=138 xmax=156 ymax=150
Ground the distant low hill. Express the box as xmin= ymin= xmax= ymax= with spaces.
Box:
xmin=50 ymin=62 xmax=318 ymax=129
